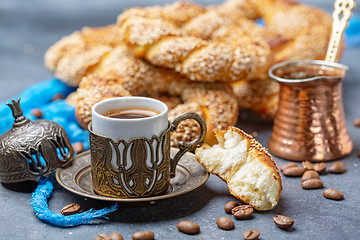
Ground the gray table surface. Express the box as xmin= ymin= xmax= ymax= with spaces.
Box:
xmin=0 ymin=0 xmax=359 ymax=239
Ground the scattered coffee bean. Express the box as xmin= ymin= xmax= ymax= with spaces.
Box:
xmin=273 ymin=215 xmax=294 ymax=229
xmin=95 ymin=234 xmax=110 ymax=240
xmin=52 ymin=93 xmax=64 ymax=101
xmin=61 ymin=203 xmax=81 ymax=216
xmin=302 ymin=161 xmax=314 ymax=171
xmin=177 ymin=221 xmax=200 ymax=235
xmin=353 ymin=117 xmax=360 ymax=127
xmin=280 ymin=162 xmax=298 ymax=172
xmin=132 ymin=231 xmax=154 ymax=240
xmin=216 ymin=217 xmax=234 ymax=230
xmin=224 ymin=201 xmax=239 ymax=214
xmin=243 ymin=229 xmax=260 ymax=240
xmin=301 ymin=178 xmax=324 ymax=190
xmin=357 ymin=150 xmax=360 ymax=158
xmin=301 ymin=170 xmax=319 ymax=182
xmin=232 ymin=205 xmax=253 ymax=219
xmin=283 ymin=167 xmax=305 ymax=177
xmin=72 ymin=142 xmax=84 ymax=153
xmin=314 ymin=162 xmax=327 ymax=175
xmin=109 ymin=233 xmax=124 ymax=240
xmin=328 ymin=161 xmax=346 ymax=174
xmin=323 ymin=189 xmax=344 ymax=200
xmin=31 ymin=108 xmax=43 ymax=118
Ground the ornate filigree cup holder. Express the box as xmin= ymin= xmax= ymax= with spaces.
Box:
xmin=89 ymin=112 xmax=206 ymax=198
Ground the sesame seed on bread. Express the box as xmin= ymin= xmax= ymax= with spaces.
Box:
xmin=196 ymin=126 xmax=282 ymax=210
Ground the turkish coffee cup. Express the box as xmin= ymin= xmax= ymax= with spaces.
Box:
xmin=89 ymin=96 xmax=206 ymax=198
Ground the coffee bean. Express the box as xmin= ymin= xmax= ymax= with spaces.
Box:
xmin=302 ymin=170 xmax=319 ymax=182
xmin=61 ymin=203 xmax=81 ymax=216
xmin=95 ymin=234 xmax=110 ymax=240
xmin=357 ymin=150 xmax=360 ymax=158
xmin=328 ymin=161 xmax=346 ymax=174
xmin=273 ymin=215 xmax=294 ymax=229
xmin=132 ymin=231 xmax=154 ymax=240
xmin=232 ymin=205 xmax=253 ymax=219
xmin=224 ymin=201 xmax=239 ymax=214
xmin=302 ymin=161 xmax=314 ymax=171
xmin=280 ymin=162 xmax=298 ymax=172
xmin=109 ymin=233 xmax=124 ymax=240
xmin=283 ymin=167 xmax=305 ymax=177
xmin=72 ymin=142 xmax=84 ymax=153
xmin=323 ymin=189 xmax=344 ymax=200
xmin=31 ymin=108 xmax=43 ymax=118
xmin=243 ymin=229 xmax=260 ymax=240
xmin=353 ymin=117 xmax=360 ymax=127
xmin=52 ymin=93 xmax=64 ymax=101
xmin=301 ymin=178 xmax=324 ymax=190
xmin=177 ymin=221 xmax=200 ymax=234
xmin=314 ymin=162 xmax=327 ymax=175
xmin=216 ymin=217 xmax=234 ymax=230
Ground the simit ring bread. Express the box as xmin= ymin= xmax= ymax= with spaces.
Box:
xmin=118 ymin=16 xmax=272 ymax=82
xmin=46 ymin=26 xmax=239 ymax=146
xmin=117 ymin=0 xmax=335 ymax=118
xmin=196 ymin=127 xmax=282 ymax=210
xmin=56 ymin=34 xmax=239 ymax=146
xmin=46 ymin=0 xmax=336 ymax=128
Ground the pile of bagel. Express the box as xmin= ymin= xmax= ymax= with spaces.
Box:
xmin=45 ymin=0 xmax=333 ymax=146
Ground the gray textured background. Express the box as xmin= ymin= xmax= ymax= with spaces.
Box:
xmin=0 ymin=0 xmax=359 ymax=239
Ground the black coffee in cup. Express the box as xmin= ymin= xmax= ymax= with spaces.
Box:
xmin=102 ymin=108 xmax=160 ymax=119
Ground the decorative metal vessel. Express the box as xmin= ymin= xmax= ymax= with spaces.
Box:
xmin=88 ymin=113 xmax=206 ymax=199
xmin=0 ymin=98 xmax=74 ymax=183
xmin=268 ymin=60 xmax=353 ymax=162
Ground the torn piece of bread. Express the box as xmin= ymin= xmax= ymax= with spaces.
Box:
xmin=195 ymin=126 xmax=282 ymax=210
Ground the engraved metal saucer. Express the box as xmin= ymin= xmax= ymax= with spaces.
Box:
xmin=55 ymin=148 xmax=209 ymax=203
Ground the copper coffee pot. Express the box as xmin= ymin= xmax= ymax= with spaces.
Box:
xmin=268 ymin=60 xmax=353 ymax=162
xmin=268 ymin=0 xmax=355 ymax=162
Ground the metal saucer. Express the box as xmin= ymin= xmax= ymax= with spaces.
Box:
xmin=55 ymin=148 xmax=209 ymax=203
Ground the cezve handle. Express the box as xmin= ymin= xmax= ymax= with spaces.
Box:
xmin=325 ymin=0 xmax=356 ymax=63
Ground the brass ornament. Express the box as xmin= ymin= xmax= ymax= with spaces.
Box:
xmin=0 ymin=98 xmax=74 ymax=183
xmin=89 ymin=112 xmax=206 ymax=198
xmin=268 ymin=60 xmax=353 ymax=162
